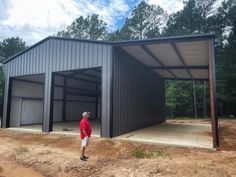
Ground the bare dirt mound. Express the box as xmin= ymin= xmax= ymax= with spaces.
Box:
xmin=219 ymin=119 xmax=236 ymax=151
xmin=0 ymin=119 xmax=236 ymax=177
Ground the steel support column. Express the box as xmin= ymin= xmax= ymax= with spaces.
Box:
xmin=42 ymin=72 xmax=54 ymax=132
xmin=62 ymin=77 xmax=67 ymax=122
xmin=208 ymin=39 xmax=219 ymax=148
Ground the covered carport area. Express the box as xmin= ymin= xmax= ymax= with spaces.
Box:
xmin=114 ymin=33 xmax=219 ymax=148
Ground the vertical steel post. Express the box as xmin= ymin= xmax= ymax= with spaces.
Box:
xmin=6 ymin=78 xmax=12 ymax=128
xmin=208 ymin=39 xmax=219 ymax=148
xmin=62 ymin=77 xmax=67 ymax=122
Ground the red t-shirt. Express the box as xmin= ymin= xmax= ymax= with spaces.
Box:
xmin=80 ymin=118 xmax=92 ymax=139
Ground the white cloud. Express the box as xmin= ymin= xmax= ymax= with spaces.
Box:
xmin=0 ymin=0 xmax=130 ymax=45
xmin=146 ymin=0 xmax=184 ymax=14
xmin=0 ymin=0 xmax=188 ymax=45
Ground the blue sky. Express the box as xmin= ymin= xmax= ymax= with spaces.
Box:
xmin=0 ymin=0 xmax=185 ymax=44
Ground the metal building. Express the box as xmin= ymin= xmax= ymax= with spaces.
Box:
xmin=1 ymin=33 xmax=219 ymax=147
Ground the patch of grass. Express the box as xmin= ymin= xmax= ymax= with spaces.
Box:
xmin=14 ymin=145 xmax=29 ymax=155
xmin=131 ymin=149 xmax=169 ymax=158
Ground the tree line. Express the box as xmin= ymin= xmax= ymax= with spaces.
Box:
xmin=0 ymin=0 xmax=235 ymax=118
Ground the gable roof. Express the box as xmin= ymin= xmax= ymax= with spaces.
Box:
xmin=3 ymin=33 xmax=215 ymax=81
xmin=3 ymin=33 xmax=215 ymax=64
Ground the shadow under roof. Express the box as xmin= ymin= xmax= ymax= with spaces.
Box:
xmin=116 ymin=33 xmax=214 ymax=80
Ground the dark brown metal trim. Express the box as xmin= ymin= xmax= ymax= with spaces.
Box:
xmin=140 ymin=45 xmax=177 ymax=78
xmin=171 ymin=43 xmax=193 ymax=79
xmin=208 ymin=39 xmax=219 ymax=148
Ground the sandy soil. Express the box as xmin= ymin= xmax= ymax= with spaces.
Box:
xmin=0 ymin=119 xmax=236 ymax=177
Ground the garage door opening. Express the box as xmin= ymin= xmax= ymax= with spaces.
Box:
xmin=8 ymin=74 xmax=45 ymax=131
xmin=51 ymin=67 xmax=101 ymax=136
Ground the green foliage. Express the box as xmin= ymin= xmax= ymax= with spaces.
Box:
xmin=163 ymin=0 xmax=214 ymax=36
xmin=0 ymin=37 xmax=26 ymax=97
xmin=0 ymin=37 xmax=27 ymax=63
xmin=57 ymin=14 xmax=108 ymax=40
xmin=107 ymin=1 xmax=167 ymax=40
xmin=165 ymin=80 xmax=210 ymax=118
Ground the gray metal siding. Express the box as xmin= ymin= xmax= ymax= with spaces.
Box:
xmin=3 ymin=38 xmax=112 ymax=137
xmin=21 ymin=100 xmax=43 ymax=125
xmin=113 ymin=49 xmax=165 ymax=137
xmin=12 ymin=80 xmax=44 ymax=98
xmin=9 ymin=79 xmax=44 ymax=126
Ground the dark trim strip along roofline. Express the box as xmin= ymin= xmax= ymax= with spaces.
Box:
xmin=114 ymin=33 xmax=215 ymax=46
xmin=3 ymin=33 xmax=215 ymax=64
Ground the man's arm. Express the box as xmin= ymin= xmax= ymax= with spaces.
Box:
xmin=83 ymin=129 xmax=88 ymax=137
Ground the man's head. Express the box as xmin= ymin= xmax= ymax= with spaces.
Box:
xmin=82 ymin=112 xmax=90 ymax=118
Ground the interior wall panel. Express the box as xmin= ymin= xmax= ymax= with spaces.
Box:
xmin=113 ymin=48 xmax=165 ymax=137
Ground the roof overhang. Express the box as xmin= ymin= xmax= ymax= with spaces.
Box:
xmin=115 ymin=33 xmax=215 ymax=80
xmin=3 ymin=33 xmax=215 ymax=81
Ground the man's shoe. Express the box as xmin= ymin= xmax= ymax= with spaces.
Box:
xmin=80 ymin=156 xmax=87 ymax=161
xmin=83 ymin=155 xmax=89 ymax=159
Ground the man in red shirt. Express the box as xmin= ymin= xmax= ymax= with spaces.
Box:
xmin=80 ymin=111 xmax=92 ymax=161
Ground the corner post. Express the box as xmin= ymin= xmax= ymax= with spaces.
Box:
xmin=208 ymin=39 xmax=219 ymax=148
xmin=42 ymin=72 xmax=54 ymax=132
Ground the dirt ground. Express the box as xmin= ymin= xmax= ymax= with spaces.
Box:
xmin=0 ymin=119 xmax=236 ymax=177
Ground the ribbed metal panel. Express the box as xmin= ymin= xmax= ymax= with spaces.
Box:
xmin=53 ymin=101 xmax=62 ymax=122
xmin=3 ymin=38 xmax=112 ymax=137
xmin=112 ymin=49 xmax=165 ymax=137
xmin=3 ymin=38 xmax=111 ymax=77
xmin=66 ymin=102 xmax=96 ymax=121
xmin=21 ymin=100 xmax=43 ymax=125
xmin=12 ymin=80 xmax=44 ymax=98
xmin=10 ymin=98 xmax=21 ymax=127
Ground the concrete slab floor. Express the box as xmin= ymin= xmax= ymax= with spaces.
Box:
xmin=114 ymin=120 xmax=213 ymax=149
xmin=7 ymin=120 xmax=101 ymax=137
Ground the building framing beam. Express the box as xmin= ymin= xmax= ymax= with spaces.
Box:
xmin=62 ymin=77 xmax=67 ymax=122
xmin=6 ymin=77 xmax=13 ymax=128
xmin=141 ymin=45 xmax=177 ymax=78
xmin=208 ymin=39 xmax=219 ymax=148
xmin=69 ymin=70 xmax=101 ymax=80
xmin=49 ymin=73 xmax=55 ymax=131
xmin=171 ymin=43 xmax=193 ymax=79
xmin=54 ymin=72 xmax=99 ymax=85
xmin=66 ymin=92 xmax=100 ymax=98
xmin=95 ymin=84 xmax=98 ymax=118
